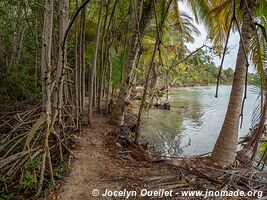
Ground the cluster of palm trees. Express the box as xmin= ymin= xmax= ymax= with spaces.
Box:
xmin=106 ymin=0 xmax=267 ymax=166
xmin=69 ymin=0 xmax=267 ymax=166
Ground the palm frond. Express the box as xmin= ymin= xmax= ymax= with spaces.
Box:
xmin=250 ymin=24 xmax=267 ymax=91
xmin=184 ymin=0 xmax=210 ymax=24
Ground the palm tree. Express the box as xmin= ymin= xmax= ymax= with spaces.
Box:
xmin=112 ymin=0 xmax=156 ymax=126
xmin=188 ymin=0 xmax=263 ymax=166
xmin=113 ymin=0 xmax=200 ymax=127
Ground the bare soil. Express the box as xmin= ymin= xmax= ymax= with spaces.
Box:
xmin=59 ymin=115 xmax=121 ymax=200
xmin=58 ymin=113 xmax=267 ymax=200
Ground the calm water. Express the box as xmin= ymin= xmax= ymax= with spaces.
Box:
xmin=141 ymin=85 xmax=259 ymax=157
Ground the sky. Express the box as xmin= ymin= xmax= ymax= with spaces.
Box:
xmin=179 ymin=2 xmax=240 ymax=70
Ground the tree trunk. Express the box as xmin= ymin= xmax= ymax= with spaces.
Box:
xmin=211 ymin=0 xmax=258 ymax=167
xmin=113 ymin=0 xmax=143 ymax=126
xmin=93 ymin=74 xmax=97 ymax=106
xmin=81 ymin=7 xmax=86 ymax=119
xmin=88 ymin=0 xmax=103 ymax=124
xmin=79 ymin=7 xmax=86 ymax=125
xmin=104 ymin=0 xmax=117 ymax=114
xmin=54 ymin=0 xmax=69 ymax=124
xmin=41 ymin=0 xmax=54 ymax=110
xmin=105 ymin=47 xmax=112 ymax=114
xmin=0 ymin=31 xmax=5 ymax=69
xmin=10 ymin=2 xmax=24 ymax=69
xmin=135 ymin=0 xmax=172 ymax=143
xmin=74 ymin=0 xmax=81 ymax=127
xmin=38 ymin=0 xmax=54 ymax=194
xmin=97 ymin=0 xmax=110 ymax=113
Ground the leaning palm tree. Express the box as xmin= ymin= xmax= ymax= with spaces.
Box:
xmin=211 ymin=0 xmax=259 ymax=167
xmin=188 ymin=0 xmax=264 ymax=166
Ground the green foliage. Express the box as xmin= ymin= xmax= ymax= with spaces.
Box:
xmin=0 ymin=192 xmax=14 ymax=200
xmin=54 ymin=163 xmax=68 ymax=179
xmin=47 ymin=182 xmax=57 ymax=191
xmin=248 ymin=73 xmax=260 ymax=85
xmin=0 ymin=177 xmax=14 ymax=200
xmin=172 ymin=48 xmax=234 ymax=86
xmin=0 ymin=67 xmax=41 ymax=102
xmin=260 ymin=142 xmax=267 ymax=152
xmin=111 ymin=48 xmax=128 ymax=89
xmin=25 ymin=158 xmax=42 ymax=171
xmin=12 ymin=158 xmax=42 ymax=195
xmin=18 ymin=172 xmax=37 ymax=192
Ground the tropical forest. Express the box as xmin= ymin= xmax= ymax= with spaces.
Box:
xmin=0 ymin=0 xmax=267 ymax=199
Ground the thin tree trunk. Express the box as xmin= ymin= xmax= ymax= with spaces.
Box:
xmin=135 ymin=44 xmax=158 ymax=143
xmin=211 ymin=0 xmax=258 ymax=166
xmin=38 ymin=0 xmax=54 ymax=195
xmin=105 ymin=47 xmax=112 ymax=114
xmin=97 ymin=0 xmax=110 ymax=113
xmin=93 ymin=74 xmax=97 ymax=106
xmin=81 ymin=7 xmax=86 ymax=119
xmin=103 ymin=0 xmax=118 ymax=114
xmin=88 ymin=0 xmax=103 ymax=124
xmin=0 ymin=31 xmax=5 ymax=69
xmin=166 ymin=71 xmax=169 ymax=101
xmin=74 ymin=0 xmax=80 ymax=127
xmin=10 ymin=2 xmax=24 ymax=69
xmin=54 ymin=0 xmax=69 ymax=124
xmin=135 ymin=0 xmax=172 ymax=143
xmin=12 ymin=28 xmax=25 ymax=69
xmin=79 ymin=7 xmax=86 ymax=125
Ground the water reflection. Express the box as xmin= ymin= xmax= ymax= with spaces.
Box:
xmin=141 ymin=86 xmax=258 ymax=157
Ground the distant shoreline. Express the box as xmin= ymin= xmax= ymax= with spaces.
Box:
xmin=171 ymin=83 xmax=232 ymax=88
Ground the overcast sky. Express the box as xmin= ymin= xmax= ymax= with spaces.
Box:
xmin=179 ymin=2 xmax=240 ymax=70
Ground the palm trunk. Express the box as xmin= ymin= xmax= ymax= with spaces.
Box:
xmin=211 ymin=0 xmax=258 ymax=166
xmin=112 ymin=0 xmax=143 ymax=126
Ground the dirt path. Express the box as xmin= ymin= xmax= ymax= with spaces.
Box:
xmin=59 ymin=115 xmax=121 ymax=200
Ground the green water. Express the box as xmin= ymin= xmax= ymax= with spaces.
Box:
xmin=141 ymin=85 xmax=259 ymax=157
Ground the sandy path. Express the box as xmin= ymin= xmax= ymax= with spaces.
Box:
xmin=59 ymin=115 xmax=120 ymax=200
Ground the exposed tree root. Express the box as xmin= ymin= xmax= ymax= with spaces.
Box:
xmin=0 ymin=105 xmax=76 ymax=198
